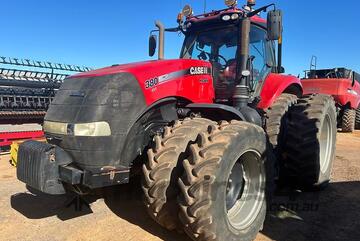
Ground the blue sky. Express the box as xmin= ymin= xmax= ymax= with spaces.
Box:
xmin=1 ymin=0 xmax=359 ymax=76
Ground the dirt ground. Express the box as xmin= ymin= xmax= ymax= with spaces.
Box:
xmin=0 ymin=132 xmax=359 ymax=241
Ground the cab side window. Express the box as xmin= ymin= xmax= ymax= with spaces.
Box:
xmin=249 ymin=26 xmax=272 ymax=92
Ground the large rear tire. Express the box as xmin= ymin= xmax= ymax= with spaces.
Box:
xmin=342 ymin=108 xmax=356 ymax=132
xmin=282 ymin=94 xmax=337 ymax=189
xmin=142 ymin=117 xmax=215 ymax=230
xmin=178 ymin=121 xmax=267 ymax=241
xmin=266 ymin=93 xmax=298 ymax=151
xmin=355 ymin=107 xmax=360 ymax=130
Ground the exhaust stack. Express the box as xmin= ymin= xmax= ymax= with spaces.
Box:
xmin=155 ymin=21 xmax=165 ymax=60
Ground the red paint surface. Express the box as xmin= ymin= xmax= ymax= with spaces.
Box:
xmin=258 ymin=73 xmax=303 ymax=109
xmin=302 ymin=78 xmax=360 ymax=109
xmin=0 ymin=131 xmax=44 ymax=147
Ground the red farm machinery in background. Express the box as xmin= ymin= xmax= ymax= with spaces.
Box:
xmin=302 ymin=56 xmax=360 ymax=132
xmin=0 ymin=56 xmax=91 ymax=151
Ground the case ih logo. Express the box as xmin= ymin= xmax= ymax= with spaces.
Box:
xmin=144 ymin=66 xmax=211 ymax=89
xmin=189 ymin=66 xmax=211 ymax=75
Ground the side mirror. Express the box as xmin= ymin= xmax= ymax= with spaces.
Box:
xmin=352 ymin=72 xmax=356 ymax=86
xmin=149 ymin=35 xmax=157 ymax=57
xmin=279 ymin=66 xmax=285 ymax=74
xmin=267 ymin=10 xmax=283 ymax=40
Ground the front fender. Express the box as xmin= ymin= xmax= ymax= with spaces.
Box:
xmin=258 ymin=73 xmax=303 ymax=109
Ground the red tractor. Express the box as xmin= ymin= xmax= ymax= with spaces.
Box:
xmin=302 ymin=66 xmax=360 ymax=132
xmin=16 ymin=1 xmax=337 ymax=240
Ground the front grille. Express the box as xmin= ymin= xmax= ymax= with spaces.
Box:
xmin=17 ymin=140 xmax=55 ymax=192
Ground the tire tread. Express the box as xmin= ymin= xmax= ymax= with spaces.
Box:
xmin=142 ymin=117 xmax=214 ymax=230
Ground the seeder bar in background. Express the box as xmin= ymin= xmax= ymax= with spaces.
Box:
xmin=0 ymin=56 xmax=92 ymax=73
xmin=0 ymin=56 xmax=93 ymax=123
xmin=0 ymin=56 xmax=93 ymax=148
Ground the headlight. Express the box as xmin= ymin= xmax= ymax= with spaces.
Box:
xmin=222 ymin=15 xmax=231 ymax=21
xmin=43 ymin=121 xmax=111 ymax=137
xmin=43 ymin=121 xmax=67 ymax=135
xmin=73 ymin=122 xmax=111 ymax=137
xmin=231 ymin=13 xmax=239 ymax=20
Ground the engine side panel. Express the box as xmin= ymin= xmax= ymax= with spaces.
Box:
xmin=258 ymin=73 xmax=303 ymax=109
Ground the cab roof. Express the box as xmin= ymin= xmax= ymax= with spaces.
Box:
xmin=185 ymin=7 xmax=266 ymax=28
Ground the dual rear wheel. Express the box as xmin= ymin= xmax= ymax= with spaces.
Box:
xmin=178 ymin=121 xmax=267 ymax=241
xmin=281 ymin=94 xmax=337 ymax=189
xmin=143 ymin=119 xmax=268 ymax=241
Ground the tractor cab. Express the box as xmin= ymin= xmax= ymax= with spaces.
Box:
xmin=150 ymin=0 xmax=283 ymax=108
xmin=180 ymin=9 xmax=276 ymax=101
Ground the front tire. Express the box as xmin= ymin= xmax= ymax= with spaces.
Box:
xmin=178 ymin=121 xmax=267 ymax=241
xmin=142 ymin=117 xmax=215 ymax=230
xmin=342 ymin=108 xmax=356 ymax=132
xmin=282 ymin=94 xmax=337 ymax=189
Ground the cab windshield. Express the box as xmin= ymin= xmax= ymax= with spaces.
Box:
xmin=180 ymin=25 xmax=273 ymax=98
xmin=181 ymin=26 xmax=238 ymax=68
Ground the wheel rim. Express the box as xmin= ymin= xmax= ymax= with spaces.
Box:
xmin=226 ymin=150 xmax=265 ymax=230
xmin=319 ymin=114 xmax=333 ymax=173
xmin=226 ymin=162 xmax=245 ymax=210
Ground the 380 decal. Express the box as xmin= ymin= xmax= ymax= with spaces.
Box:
xmin=145 ymin=77 xmax=159 ymax=89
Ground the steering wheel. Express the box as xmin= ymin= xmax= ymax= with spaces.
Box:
xmin=198 ymin=52 xmax=228 ymax=69
xmin=198 ymin=51 xmax=211 ymax=61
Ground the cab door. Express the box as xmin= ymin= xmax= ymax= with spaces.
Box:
xmin=249 ymin=24 xmax=275 ymax=97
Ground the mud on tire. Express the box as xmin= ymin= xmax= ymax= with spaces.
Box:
xmin=282 ymin=94 xmax=337 ymax=189
xmin=142 ymin=117 xmax=215 ymax=230
xmin=178 ymin=121 xmax=267 ymax=241
xmin=342 ymin=108 xmax=356 ymax=132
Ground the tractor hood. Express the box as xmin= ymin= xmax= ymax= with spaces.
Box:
xmin=72 ymin=59 xmax=211 ymax=81
xmin=70 ymin=59 xmax=213 ymax=105
xmin=71 ymin=59 xmax=213 ymax=104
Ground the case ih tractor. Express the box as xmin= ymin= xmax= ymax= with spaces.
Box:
xmin=16 ymin=1 xmax=337 ymax=240
xmin=302 ymin=67 xmax=360 ymax=132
